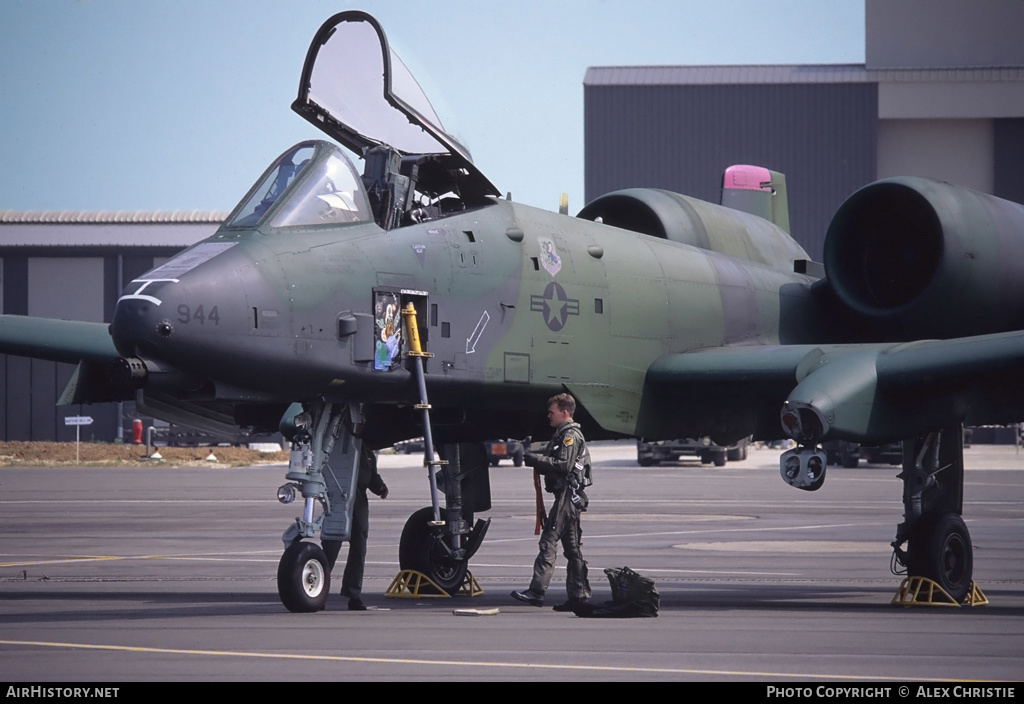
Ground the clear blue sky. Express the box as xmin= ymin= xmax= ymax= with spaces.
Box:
xmin=0 ymin=0 xmax=864 ymax=215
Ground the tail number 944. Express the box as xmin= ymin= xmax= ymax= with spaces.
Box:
xmin=177 ymin=304 xmax=220 ymax=325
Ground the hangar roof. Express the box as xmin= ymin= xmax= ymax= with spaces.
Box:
xmin=0 ymin=211 xmax=226 ymax=249
xmin=584 ymin=64 xmax=1024 ymax=86
xmin=0 ymin=210 xmax=227 ymax=224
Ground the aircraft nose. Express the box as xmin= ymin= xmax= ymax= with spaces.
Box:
xmin=110 ymin=281 xmax=178 ymax=358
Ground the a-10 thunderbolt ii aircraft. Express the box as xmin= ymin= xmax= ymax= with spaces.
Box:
xmin=4 ymin=10 xmax=1024 ymax=611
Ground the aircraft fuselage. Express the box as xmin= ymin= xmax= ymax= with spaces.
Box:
xmin=110 ymin=195 xmax=817 ymax=443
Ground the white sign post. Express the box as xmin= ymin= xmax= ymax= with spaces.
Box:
xmin=64 ymin=416 xmax=94 ymax=463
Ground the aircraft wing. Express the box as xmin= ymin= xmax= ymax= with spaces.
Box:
xmin=0 ymin=315 xmax=134 ymax=404
xmin=634 ymin=330 xmax=1024 ymax=445
xmin=0 ymin=315 xmax=119 ymax=364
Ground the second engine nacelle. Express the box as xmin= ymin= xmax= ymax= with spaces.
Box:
xmin=823 ymin=177 xmax=1024 ymax=339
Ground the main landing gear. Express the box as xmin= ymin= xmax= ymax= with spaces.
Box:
xmin=394 ymin=303 xmax=490 ymax=595
xmin=398 ymin=443 xmax=492 ymax=593
xmin=891 ymin=423 xmax=974 ymax=602
xmin=779 ymin=422 xmax=977 ymax=604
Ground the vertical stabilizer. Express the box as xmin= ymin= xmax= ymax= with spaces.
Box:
xmin=721 ymin=165 xmax=790 ymax=234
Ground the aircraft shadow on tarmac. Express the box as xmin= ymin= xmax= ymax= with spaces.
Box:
xmin=4 ymin=583 xmax=1024 ymax=624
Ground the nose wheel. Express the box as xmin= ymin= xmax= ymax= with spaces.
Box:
xmin=277 ymin=541 xmax=331 ymax=612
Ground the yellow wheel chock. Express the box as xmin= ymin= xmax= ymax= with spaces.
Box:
xmin=891 ymin=577 xmax=988 ymax=607
xmin=385 ymin=569 xmax=483 ymax=598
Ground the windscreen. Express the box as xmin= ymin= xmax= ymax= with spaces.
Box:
xmin=226 ymin=142 xmax=371 ymax=229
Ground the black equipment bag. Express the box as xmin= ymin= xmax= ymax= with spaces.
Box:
xmin=574 ymin=566 xmax=660 ymax=618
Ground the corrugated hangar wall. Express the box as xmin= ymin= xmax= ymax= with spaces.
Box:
xmin=0 ymin=252 xmax=164 ymax=442
xmin=583 ymin=82 xmax=878 ymax=261
xmin=0 ymin=214 xmax=221 ymax=442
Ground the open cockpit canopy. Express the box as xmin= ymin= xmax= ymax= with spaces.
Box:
xmin=292 ymin=10 xmax=463 ymax=159
xmin=291 ymin=10 xmax=499 ymax=210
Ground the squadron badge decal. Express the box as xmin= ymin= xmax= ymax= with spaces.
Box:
xmin=538 ymin=237 xmax=562 ymax=276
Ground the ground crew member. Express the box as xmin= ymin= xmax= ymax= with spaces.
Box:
xmin=323 ymin=423 xmax=388 ymax=611
xmin=511 ymin=393 xmax=592 ymax=611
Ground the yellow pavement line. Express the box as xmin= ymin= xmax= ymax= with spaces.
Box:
xmin=0 ymin=556 xmax=121 ymax=568
xmin=0 ymin=640 xmax=970 ymax=681
xmin=1 ymin=551 xmax=280 ymax=568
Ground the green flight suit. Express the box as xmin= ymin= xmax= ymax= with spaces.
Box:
xmin=526 ymin=420 xmax=592 ymax=601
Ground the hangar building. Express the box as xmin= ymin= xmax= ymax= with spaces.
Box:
xmin=584 ymin=0 xmax=1024 ymax=260
xmin=2 ymin=0 xmax=1023 ymax=442
xmin=0 ymin=211 xmax=224 ymax=441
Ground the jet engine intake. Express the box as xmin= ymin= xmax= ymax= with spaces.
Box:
xmin=823 ymin=177 xmax=1024 ymax=339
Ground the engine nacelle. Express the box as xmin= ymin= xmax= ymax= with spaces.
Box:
xmin=824 ymin=177 xmax=1024 ymax=339
xmin=577 ymin=187 xmax=808 ymax=272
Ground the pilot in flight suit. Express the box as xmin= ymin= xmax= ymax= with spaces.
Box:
xmin=511 ymin=393 xmax=592 ymax=611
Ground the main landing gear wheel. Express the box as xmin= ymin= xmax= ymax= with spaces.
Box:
xmin=399 ymin=507 xmax=469 ymax=593
xmin=277 ymin=541 xmax=331 ymax=613
xmin=908 ymin=513 xmax=973 ymax=602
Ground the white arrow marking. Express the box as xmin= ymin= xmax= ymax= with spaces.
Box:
xmin=466 ymin=311 xmax=490 ymax=354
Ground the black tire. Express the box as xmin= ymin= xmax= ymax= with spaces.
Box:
xmin=729 ymin=440 xmax=748 ymax=462
xmin=637 ymin=456 xmax=654 ymax=467
xmin=908 ymin=512 xmax=973 ymax=601
xmin=712 ymin=450 xmax=727 ymax=467
xmin=399 ymin=507 xmax=469 ymax=593
xmin=513 ymin=448 xmax=524 ymax=467
xmin=277 ymin=541 xmax=331 ymax=613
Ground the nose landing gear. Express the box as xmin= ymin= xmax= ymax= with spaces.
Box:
xmin=276 ymin=400 xmax=361 ymax=613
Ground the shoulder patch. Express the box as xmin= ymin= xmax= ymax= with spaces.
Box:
xmin=563 ymin=436 xmax=574 ymax=446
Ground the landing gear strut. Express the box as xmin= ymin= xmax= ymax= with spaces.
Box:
xmin=892 ymin=423 xmax=974 ymax=601
xmin=397 ymin=304 xmax=491 ymax=594
xmin=399 ymin=443 xmax=491 ymax=593
xmin=276 ymin=400 xmax=362 ymax=612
